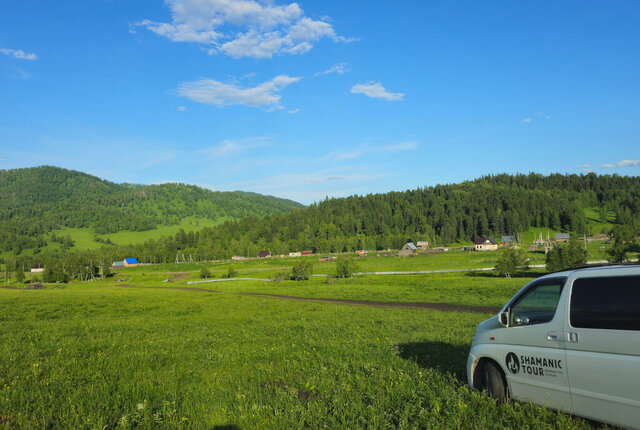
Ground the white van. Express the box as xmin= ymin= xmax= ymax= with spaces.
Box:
xmin=467 ymin=265 xmax=640 ymax=428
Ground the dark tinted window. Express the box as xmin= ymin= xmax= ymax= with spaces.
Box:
xmin=570 ymin=275 xmax=640 ymax=330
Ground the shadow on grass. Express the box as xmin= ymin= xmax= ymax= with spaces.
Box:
xmin=398 ymin=341 xmax=469 ymax=382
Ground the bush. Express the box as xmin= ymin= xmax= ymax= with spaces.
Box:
xmin=222 ymin=266 xmax=237 ymax=279
xmin=200 ymin=267 xmax=212 ymax=279
xmin=15 ymin=269 xmax=25 ymax=284
xmin=336 ymin=257 xmax=359 ymax=278
xmin=291 ymin=261 xmax=313 ymax=281
xmin=272 ymin=270 xmax=291 ymax=282
xmin=495 ymin=248 xmax=529 ymax=277
xmin=546 ymin=238 xmax=587 ymax=272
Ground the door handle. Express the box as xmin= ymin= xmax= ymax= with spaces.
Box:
xmin=547 ymin=331 xmax=565 ymax=342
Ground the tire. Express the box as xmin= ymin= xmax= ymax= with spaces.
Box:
xmin=476 ymin=361 xmax=508 ymax=404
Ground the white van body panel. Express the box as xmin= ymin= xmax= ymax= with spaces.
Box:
xmin=563 ymin=268 xmax=640 ymax=429
xmin=468 ymin=265 xmax=640 ymax=429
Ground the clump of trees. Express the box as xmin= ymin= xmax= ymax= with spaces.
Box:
xmin=607 ymin=226 xmax=640 ymax=263
xmin=222 ymin=266 xmax=237 ymax=279
xmin=546 ymin=238 xmax=587 ymax=272
xmin=495 ymin=248 xmax=529 ymax=277
xmin=199 ymin=267 xmax=212 ymax=279
xmin=291 ymin=261 xmax=313 ymax=281
xmin=336 ymin=257 xmax=359 ymax=278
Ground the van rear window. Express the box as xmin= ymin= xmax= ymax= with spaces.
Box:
xmin=570 ymin=275 xmax=640 ymax=330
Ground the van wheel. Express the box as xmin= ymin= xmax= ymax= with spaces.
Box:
xmin=476 ymin=361 xmax=508 ymax=404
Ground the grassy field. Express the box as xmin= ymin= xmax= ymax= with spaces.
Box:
xmin=0 ymin=257 xmax=605 ymax=429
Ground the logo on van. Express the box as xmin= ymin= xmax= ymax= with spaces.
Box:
xmin=506 ymin=352 xmax=520 ymax=374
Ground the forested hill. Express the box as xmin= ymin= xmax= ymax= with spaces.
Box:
xmin=64 ymin=172 xmax=639 ymax=263
xmin=0 ymin=166 xmax=303 ymax=254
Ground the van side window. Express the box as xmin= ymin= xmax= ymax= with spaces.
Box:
xmin=570 ymin=275 xmax=640 ymax=330
xmin=510 ymin=282 xmax=564 ymax=327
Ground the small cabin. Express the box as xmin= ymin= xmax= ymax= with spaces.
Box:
xmin=301 ymin=250 xmax=313 ymax=256
xmin=501 ymin=236 xmax=515 ymax=246
xmin=398 ymin=242 xmax=417 ymax=257
xmin=416 ymin=241 xmax=429 ymax=250
xmin=475 ymin=237 xmax=498 ymax=251
xmin=288 ymin=252 xmax=302 ymax=257
xmin=258 ymin=250 xmax=271 ymax=258
xmin=555 ymin=233 xmax=570 ymax=243
xmin=123 ymin=258 xmax=139 ymax=267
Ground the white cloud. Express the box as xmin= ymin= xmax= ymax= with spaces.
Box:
xmin=599 ymin=163 xmax=614 ymax=168
xmin=575 ymin=163 xmax=591 ymax=169
xmin=350 ymin=82 xmax=404 ymax=101
xmin=522 ymin=117 xmax=532 ymax=123
xmin=545 ymin=115 xmax=551 ymax=120
xmin=135 ymin=0 xmax=351 ymax=59
xmin=313 ymin=62 xmax=348 ymax=77
xmin=177 ymin=106 xmax=187 ymax=111
xmin=0 ymin=48 xmax=37 ymax=60
xmin=288 ymin=108 xmax=299 ymax=114
xmin=202 ymin=136 xmax=269 ymax=158
xmin=0 ymin=156 xmax=4 ymax=162
xmin=617 ymin=159 xmax=640 ymax=167
xmin=177 ymin=74 xmax=300 ymax=108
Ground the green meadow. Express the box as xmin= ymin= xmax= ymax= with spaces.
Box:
xmin=0 ymin=255 xmax=606 ymax=429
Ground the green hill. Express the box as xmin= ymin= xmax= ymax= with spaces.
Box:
xmin=0 ymin=166 xmax=304 ymax=255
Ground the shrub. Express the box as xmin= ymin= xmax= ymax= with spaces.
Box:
xmin=199 ymin=267 xmax=212 ymax=279
xmin=291 ymin=261 xmax=313 ymax=281
xmin=222 ymin=266 xmax=237 ymax=279
xmin=495 ymin=248 xmax=529 ymax=277
xmin=336 ymin=257 xmax=359 ymax=278
xmin=272 ymin=270 xmax=291 ymax=282
xmin=546 ymin=238 xmax=587 ymax=272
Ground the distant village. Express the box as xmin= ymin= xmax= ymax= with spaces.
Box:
xmin=52 ymin=232 xmax=594 ymax=274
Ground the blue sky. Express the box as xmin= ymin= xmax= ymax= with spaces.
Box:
xmin=1 ymin=0 xmax=639 ymax=204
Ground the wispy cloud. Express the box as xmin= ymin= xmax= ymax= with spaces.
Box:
xmin=323 ymin=151 xmax=362 ymax=161
xmin=0 ymin=47 xmax=37 ymax=60
xmin=617 ymin=159 xmax=640 ymax=167
xmin=288 ymin=108 xmax=300 ymax=114
xmin=522 ymin=117 xmax=532 ymax=123
xmin=135 ymin=0 xmax=353 ymax=59
xmin=202 ymin=136 xmax=270 ymax=158
xmin=313 ymin=62 xmax=348 ymax=77
xmin=177 ymin=75 xmax=300 ymax=109
xmin=599 ymin=163 xmax=614 ymax=168
xmin=177 ymin=106 xmax=187 ymax=111
xmin=575 ymin=163 xmax=592 ymax=172
xmin=350 ymin=82 xmax=404 ymax=101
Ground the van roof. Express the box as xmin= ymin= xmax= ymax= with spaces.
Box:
xmin=543 ymin=263 xmax=640 ymax=279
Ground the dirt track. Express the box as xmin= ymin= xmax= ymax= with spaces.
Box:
xmin=115 ymin=284 xmax=497 ymax=313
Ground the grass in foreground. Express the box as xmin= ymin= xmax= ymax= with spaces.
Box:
xmin=0 ymin=282 xmax=596 ymax=429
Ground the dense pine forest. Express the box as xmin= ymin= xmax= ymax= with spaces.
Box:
xmin=2 ymin=170 xmax=640 ymax=277
xmin=0 ymin=166 xmax=303 ymax=254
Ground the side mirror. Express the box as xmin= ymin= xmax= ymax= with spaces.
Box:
xmin=499 ymin=311 xmax=509 ymax=327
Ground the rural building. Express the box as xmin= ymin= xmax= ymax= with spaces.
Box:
xmin=555 ymin=233 xmax=570 ymax=243
xmin=111 ymin=261 xmax=125 ymax=269
xmin=258 ymin=250 xmax=271 ymax=258
xmin=416 ymin=241 xmax=429 ymax=250
xmin=288 ymin=252 xmax=302 ymax=257
xmin=398 ymin=242 xmax=418 ymax=257
xmin=231 ymin=256 xmax=246 ymax=261
xmin=357 ymin=250 xmax=368 ymax=257
xmin=501 ymin=236 xmax=515 ymax=246
xmin=123 ymin=258 xmax=139 ymax=267
xmin=301 ymin=250 xmax=313 ymax=256
xmin=30 ymin=264 xmax=45 ymax=273
xmin=474 ymin=237 xmax=498 ymax=251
